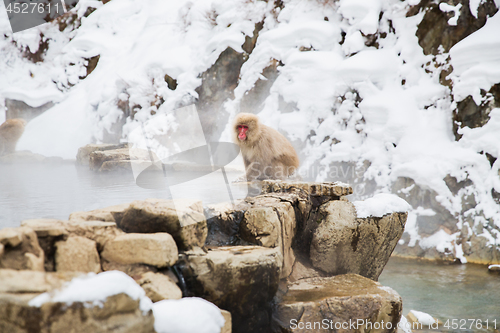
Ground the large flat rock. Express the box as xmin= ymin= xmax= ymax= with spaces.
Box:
xmin=262 ymin=180 xmax=353 ymax=197
xmin=101 ymin=233 xmax=178 ymax=268
xmin=273 ymin=274 xmax=403 ymax=333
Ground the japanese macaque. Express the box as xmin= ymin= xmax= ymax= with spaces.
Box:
xmin=0 ymin=118 xmax=27 ymax=156
xmin=233 ymin=113 xmax=299 ymax=181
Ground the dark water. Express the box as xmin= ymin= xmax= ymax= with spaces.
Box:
xmin=379 ymin=257 xmax=500 ymax=330
xmin=0 ymin=163 xmax=248 ymax=228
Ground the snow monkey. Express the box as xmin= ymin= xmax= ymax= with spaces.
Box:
xmin=0 ymin=118 xmax=27 ymax=156
xmin=233 ymin=113 xmax=299 ymax=181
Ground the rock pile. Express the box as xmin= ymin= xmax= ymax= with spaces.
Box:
xmin=0 ymin=180 xmax=408 ymax=333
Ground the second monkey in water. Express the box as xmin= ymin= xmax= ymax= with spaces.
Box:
xmin=233 ymin=113 xmax=299 ymax=181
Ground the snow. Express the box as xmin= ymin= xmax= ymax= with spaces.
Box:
xmin=153 ymin=297 xmax=225 ymax=333
xmin=353 ymin=193 xmax=410 ymax=218
xmin=28 ymin=271 xmax=153 ymax=314
xmin=419 ymin=229 xmax=455 ymax=253
xmin=469 ymin=0 xmax=486 ymax=18
xmin=439 ymin=3 xmax=462 ymax=26
xmin=398 ymin=315 xmax=412 ymax=333
xmin=409 ymin=310 xmax=438 ymax=326
xmin=1 ymin=0 xmax=500 ymax=257
xmin=450 ymin=12 xmax=500 ymax=102
xmin=27 ymin=271 xmax=226 ymax=332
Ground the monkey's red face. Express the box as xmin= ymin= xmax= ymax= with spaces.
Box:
xmin=237 ymin=125 xmax=248 ymax=141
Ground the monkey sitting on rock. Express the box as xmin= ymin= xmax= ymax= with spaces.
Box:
xmin=0 ymin=118 xmax=27 ymax=156
xmin=233 ymin=113 xmax=299 ymax=181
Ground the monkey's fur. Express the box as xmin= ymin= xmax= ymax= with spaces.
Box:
xmin=233 ymin=113 xmax=299 ymax=180
xmin=0 ymin=118 xmax=27 ymax=156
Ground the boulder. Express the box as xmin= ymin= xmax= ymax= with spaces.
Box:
xmin=21 ymin=219 xmax=121 ymax=249
xmin=240 ymin=207 xmax=280 ymax=247
xmin=101 ymin=233 xmax=178 ymax=268
xmin=0 ymin=227 xmax=44 ymax=271
xmin=69 ymin=203 xmax=130 ymax=224
xmin=0 ymin=151 xmax=46 ymax=164
xmin=135 ymin=271 xmax=182 ymax=302
xmin=178 ymin=246 xmax=280 ymax=333
xmin=0 ymin=269 xmax=82 ymax=294
xmin=0 ymin=270 xmax=155 ymax=333
xmin=309 ymin=200 xmax=406 ymax=280
xmin=118 ymin=199 xmax=207 ymax=250
xmin=21 ymin=219 xmax=121 ymax=271
xmin=272 ymin=274 xmax=403 ymax=333
xmin=239 ymin=199 xmax=298 ymax=279
xmin=220 ymin=309 xmax=232 ymax=333
xmin=205 ymin=201 xmax=250 ymax=246
xmin=88 ymin=147 xmax=130 ymax=171
xmin=55 ymin=236 xmax=101 ymax=273
xmin=76 ymin=143 xmax=128 ymax=166
xmin=88 ymin=147 xmax=153 ymax=172
xmin=0 ymin=292 xmax=154 ymax=333
xmin=261 ymin=180 xmax=353 ymax=198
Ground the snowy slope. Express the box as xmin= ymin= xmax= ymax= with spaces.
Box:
xmin=1 ymin=0 xmax=499 ymax=260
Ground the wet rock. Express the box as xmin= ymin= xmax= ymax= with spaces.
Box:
xmin=272 ymin=274 xmax=402 ymax=333
xmin=118 ymin=199 xmax=207 ymax=250
xmin=135 ymin=271 xmax=182 ymax=302
xmin=101 ymin=233 xmax=178 ymax=268
xmin=309 ymin=200 xmax=407 ymax=280
xmin=205 ymin=201 xmax=248 ymax=246
xmin=55 ymin=236 xmax=101 ymax=273
xmin=0 ymin=227 xmax=44 ymax=271
xmin=178 ymin=246 xmax=280 ymax=333
xmin=411 ymin=0 xmax=498 ymax=55
xmin=76 ymin=143 xmax=128 ymax=166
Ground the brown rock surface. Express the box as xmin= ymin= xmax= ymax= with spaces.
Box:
xmin=55 ymin=236 xmax=101 ymax=273
xmin=118 ymin=199 xmax=207 ymax=250
xmin=101 ymin=233 xmax=178 ymax=268
xmin=178 ymin=246 xmax=280 ymax=333
xmin=0 ymin=227 xmax=44 ymax=271
xmin=310 ymin=200 xmax=406 ymax=280
xmin=273 ymin=274 xmax=403 ymax=333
